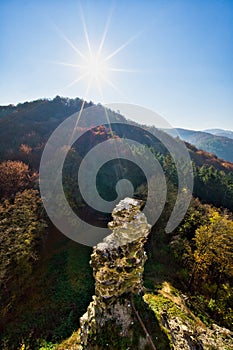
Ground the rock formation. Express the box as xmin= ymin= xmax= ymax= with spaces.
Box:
xmin=79 ymin=198 xmax=151 ymax=349
xmin=59 ymin=198 xmax=233 ymax=350
xmin=143 ymin=282 xmax=233 ymax=350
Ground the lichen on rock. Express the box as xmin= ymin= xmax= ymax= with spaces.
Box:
xmin=79 ymin=198 xmax=151 ymax=349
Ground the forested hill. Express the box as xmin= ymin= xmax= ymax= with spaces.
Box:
xmin=164 ymin=127 xmax=233 ymax=163
xmin=0 ymin=96 xmax=233 ymax=349
xmin=0 ymin=96 xmax=233 ymax=214
xmin=1 ymin=96 xmax=233 ymax=211
xmin=1 ymin=96 xmax=233 ymax=172
xmin=205 ymin=128 xmax=233 ymax=140
xmin=0 ymin=96 xmax=126 ymax=168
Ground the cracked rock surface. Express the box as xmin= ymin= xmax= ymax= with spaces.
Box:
xmin=79 ymin=198 xmax=151 ymax=349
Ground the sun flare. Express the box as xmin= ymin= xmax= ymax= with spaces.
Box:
xmin=52 ymin=7 xmax=140 ymax=99
xmin=82 ymin=52 xmax=109 ymax=84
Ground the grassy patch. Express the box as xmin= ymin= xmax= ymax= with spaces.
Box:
xmin=132 ymin=294 xmax=172 ymax=350
xmin=0 ymin=229 xmax=94 ymax=349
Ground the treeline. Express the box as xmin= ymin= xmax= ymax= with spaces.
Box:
xmin=0 ymin=160 xmax=94 ymax=350
xmin=152 ymin=150 xmax=233 ymax=211
xmin=0 ymin=161 xmax=47 ymax=335
xmin=140 ymin=147 xmax=233 ymax=330
xmin=0 ymin=97 xmax=93 ymax=168
xmin=193 ymin=164 xmax=233 ymax=209
xmin=172 ymin=199 xmax=233 ymax=328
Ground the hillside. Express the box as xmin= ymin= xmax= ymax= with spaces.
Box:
xmin=205 ymin=128 xmax=233 ymax=140
xmin=1 ymin=97 xmax=233 ymax=172
xmin=164 ymin=127 xmax=233 ymax=163
xmin=1 ymin=96 xmax=233 ymax=213
xmin=0 ymin=97 xmax=233 ymax=349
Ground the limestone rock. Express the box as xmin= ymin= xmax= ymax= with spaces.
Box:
xmin=144 ymin=282 xmax=233 ymax=350
xmin=59 ymin=199 xmax=233 ymax=350
xmin=79 ymin=198 xmax=151 ymax=349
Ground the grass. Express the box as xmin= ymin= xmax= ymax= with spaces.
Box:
xmin=132 ymin=294 xmax=172 ymax=350
xmin=0 ymin=226 xmax=94 ymax=350
xmin=1 ymin=219 xmax=230 ymax=349
xmin=143 ymin=282 xmax=199 ymax=325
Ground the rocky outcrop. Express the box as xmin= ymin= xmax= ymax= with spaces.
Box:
xmin=160 ymin=314 xmax=233 ymax=349
xmin=144 ymin=282 xmax=233 ymax=350
xmin=57 ymin=199 xmax=233 ymax=350
xmin=79 ymin=198 xmax=151 ymax=349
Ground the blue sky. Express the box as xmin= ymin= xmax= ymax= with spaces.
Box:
xmin=0 ymin=0 xmax=233 ymax=130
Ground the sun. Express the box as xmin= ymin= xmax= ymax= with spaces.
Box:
xmin=80 ymin=51 xmax=110 ymax=86
xmin=52 ymin=6 xmax=139 ymax=99
xmin=86 ymin=55 xmax=103 ymax=80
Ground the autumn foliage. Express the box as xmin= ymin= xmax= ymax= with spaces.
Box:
xmin=0 ymin=160 xmax=37 ymax=198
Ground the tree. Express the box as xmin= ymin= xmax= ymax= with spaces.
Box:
xmin=0 ymin=189 xmax=47 ymax=295
xmin=0 ymin=160 xmax=37 ymax=198
xmin=187 ymin=210 xmax=233 ymax=297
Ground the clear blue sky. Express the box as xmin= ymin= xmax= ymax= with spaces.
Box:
xmin=1 ymin=0 xmax=233 ymax=130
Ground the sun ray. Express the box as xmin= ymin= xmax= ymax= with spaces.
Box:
xmin=50 ymin=5 xmax=143 ymax=101
xmin=63 ymin=71 xmax=89 ymax=90
xmin=68 ymin=99 xmax=86 ymax=146
xmin=49 ymin=61 xmax=87 ymax=69
xmin=102 ymin=30 xmax=142 ymax=64
xmin=79 ymin=4 xmax=93 ymax=58
xmin=95 ymin=78 xmax=104 ymax=101
xmin=97 ymin=5 xmax=114 ymax=58
xmin=104 ymin=67 xmax=142 ymax=73
xmin=69 ymin=72 xmax=95 ymax=146
xmin=53 ymin=24 xmax=86 ymax=60
xmin=102 ymin=105 xmax=125 ymax=180
xmin=101 ymin=74 xmax=127 ymax=100
xmin=86 ymin=76 xmax=94 ymax=97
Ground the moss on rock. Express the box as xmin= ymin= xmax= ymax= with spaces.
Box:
xmin=79 ymin=198 xmax=151 ymax=349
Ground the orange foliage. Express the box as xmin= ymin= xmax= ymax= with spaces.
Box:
xmin=19 ymin=144 xmax=32 ymax=155
xmin=0 ymin=160 xmax=37 ymax=198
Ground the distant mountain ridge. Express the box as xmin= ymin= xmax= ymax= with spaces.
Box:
xmin=164 ymin=128 xmax=233 ymax=163
xmin=204 ymin=128 xmax=233 ymax=140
